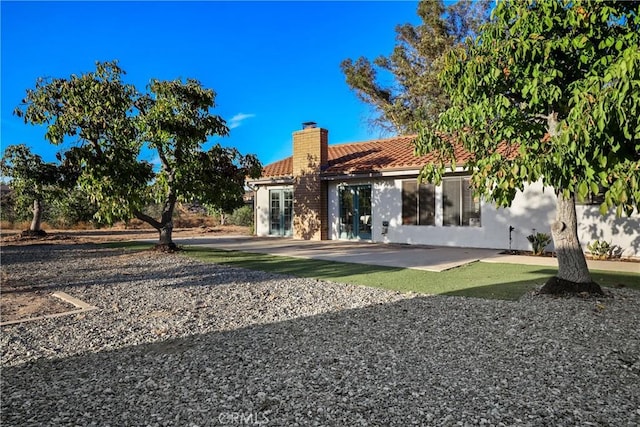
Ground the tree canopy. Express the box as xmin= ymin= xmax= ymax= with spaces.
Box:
xmin=15 ymin=61 xmax=262 ymax=248
xmin=341 ymin=0 xmax=490 ymax=134
xmin=0 ymin=144 xmax=77 ymax=233
xmin=415 ymin=0 xmax=640 ymax=293
xmin=15 ymin=62 xmax=152 ymax=224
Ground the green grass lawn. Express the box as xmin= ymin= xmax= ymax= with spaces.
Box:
xmin=104 ymin=242 xmax=640 ymax=300
xmin=183 ymin=247 xmax=640 ymax=300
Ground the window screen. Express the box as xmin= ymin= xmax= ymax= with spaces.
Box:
xmin=402 ymin=181 xmax=435 ymax=226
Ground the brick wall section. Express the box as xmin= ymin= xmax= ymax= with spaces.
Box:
xmin=292 ymin=127 xmax=328 ymax=240
xmin=292 ymin=127 xmax=328 ymax=174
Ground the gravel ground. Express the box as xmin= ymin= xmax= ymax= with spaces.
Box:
xmin=1 ymin=244 xmax=639 ymax=426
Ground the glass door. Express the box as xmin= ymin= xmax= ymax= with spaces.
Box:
xmin=339 ymin=187 xmax=355 ymax=239
xmin=269 ymin=189 xmax=293 ymax=236
xmin=357 ymin=186 xmax=372 ymax=239
xmin=339 ymin=185 xmax=372 ymax=240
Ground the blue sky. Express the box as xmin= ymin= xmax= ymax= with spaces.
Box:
xmin=1 ymin=1 xmax=420 ymax=168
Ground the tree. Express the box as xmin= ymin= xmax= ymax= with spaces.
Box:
xmin=415 ymin=0 xmax=640 ymax=294
xmin=16 ymin=61 xmax=262 ymax=250
xmin=136 ymin=78 xmax=262 ymax=248
xmin=341 ymin=0 xmax=489 ymax=134
xmin=0 ymin=145 xmax=70 ymax=235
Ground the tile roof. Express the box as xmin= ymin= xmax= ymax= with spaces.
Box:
xmin=260 ymin=134 xmax=516 ymax=178
xmin=261 ymin=157 xmax=293 ymax=178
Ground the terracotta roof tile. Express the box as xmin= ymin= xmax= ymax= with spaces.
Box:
xmin=260 ymin=135 xmax=517 ymax=178
xmin=261 ymin=157 xmax=293 ymax=178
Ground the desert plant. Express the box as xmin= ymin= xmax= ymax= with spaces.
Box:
xmin=527 ymin=232 xmax=552 ymax=256
xmin=587 ymin=240 xmax=621 ymax=260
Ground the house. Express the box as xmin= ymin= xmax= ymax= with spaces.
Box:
xmin=247 ymin=123 xmax=640 ymax=258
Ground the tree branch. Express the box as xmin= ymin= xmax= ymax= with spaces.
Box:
xmin=155 ymin=145 xmax=171 ymax=172
xmin=134 ymin=210 xmax=161 ymax=229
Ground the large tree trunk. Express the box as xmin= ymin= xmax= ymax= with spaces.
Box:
xmin=133 ymin=194 xmax=179 ymax=252
xmin=21 ymin=199 xmax=47 ymax=237
xmin=539 ymin=192 xmax=603 ymax=295
xmin=30 ymin=199 xmax=43 ymax=232
xmin=157 ymin=221 xmax=177 ymax=251
xmin=155 ymin=191 xmax=178 ymax=251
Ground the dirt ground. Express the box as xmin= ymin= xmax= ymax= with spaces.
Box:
xmin=0 ymin=225 xmax=250 ymax=324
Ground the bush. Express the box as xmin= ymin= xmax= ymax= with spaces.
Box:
xmin=48 ymin=189 xmax=100 ymax=228
xmin=526 ymin=232 xmax=552 ymax=255
xmin=229 ymin=205 xmax=253 ymax=227
xmin=587 ymin=240 xmax=622 ymax=259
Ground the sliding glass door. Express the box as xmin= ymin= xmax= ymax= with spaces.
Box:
xmin=339 ymin=185 xmax=372 ymax=240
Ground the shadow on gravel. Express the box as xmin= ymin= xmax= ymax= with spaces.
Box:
xmin=440 ymin=268 xmax=640 ymax=299
xmin=2 ymin=296 xmax=638 ymax=426
xmin=442 ymin=271 xmax=638 ymax=300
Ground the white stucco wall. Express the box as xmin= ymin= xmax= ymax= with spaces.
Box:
xmin=326 ymin=178 xmax=640 ymax=258
xmin=575 ymin=204 xmax=640 ymax=258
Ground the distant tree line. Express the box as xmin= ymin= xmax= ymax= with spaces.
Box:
xmin=0 ymin=183 xmax=254 ymax=231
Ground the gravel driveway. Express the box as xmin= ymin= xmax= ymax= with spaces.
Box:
xmin=1 ymin=244 xmax=639 ymax=426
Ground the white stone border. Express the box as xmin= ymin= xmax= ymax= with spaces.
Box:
xmin=0 ymin=291 xmax=97 ymax=327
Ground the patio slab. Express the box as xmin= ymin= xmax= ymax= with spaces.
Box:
xmin=171 ymin=236 xmax=500 ymax=272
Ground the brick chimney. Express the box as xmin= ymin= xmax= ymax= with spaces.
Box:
xmin=292 ymin=122 xmax=328 ymax=240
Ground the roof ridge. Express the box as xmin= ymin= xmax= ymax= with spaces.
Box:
xmin=328 ymin=134 xmax=417 ymax=148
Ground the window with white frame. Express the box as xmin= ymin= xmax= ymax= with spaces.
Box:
xmin=442 ymin=176 xmax=481 ymax=226
xmin=402 ymin=181 xmax=435 ymax=225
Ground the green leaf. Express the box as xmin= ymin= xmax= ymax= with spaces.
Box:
xmin=615 ymin=39 xmax=623 ymax=51
xmin=597 ymin=115 xmax=605 ymax=132
xmin=573 ymin=35 xmax=587 ymax=49
xmin=577 ymin=181 xmax=589 ymax=200
xmin=598 ymin=156 xmax=607 ymax=168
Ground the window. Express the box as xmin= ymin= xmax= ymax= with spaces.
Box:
xmin=442 ymin=176 xmax=480 ymax=226
xmin=402 ymin=181 xmax=435 ymax=225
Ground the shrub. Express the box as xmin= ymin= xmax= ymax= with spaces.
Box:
xmin=526 ymin=232 xmax=552 ymax=255
xmin=229 ymin=205 xmax=253 ymax=227
xmin=48 ymin=189 xmax=100 ymax=228
xmin=587 ymin=240 xmax=622 ymax=259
